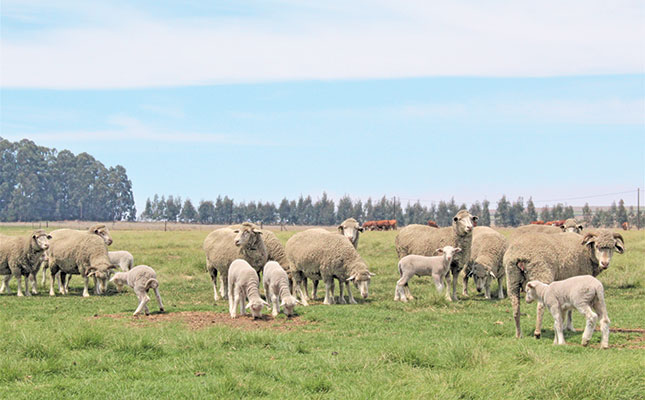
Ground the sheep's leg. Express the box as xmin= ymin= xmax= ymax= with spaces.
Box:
xmin=293 ymin=273 xmax=309 ymax=306
xmin=220 ymin=273 xmax=229 ymax=300
xmin=29 ymin=273 xmax=38 ymax=295
xmin=346 ymin=282 xmax=357 ymax=304
xmin=565 ymin=310 xmax=575 ymax=332
xmin=24 ymin=274 xmax=32 ymax=296
xmin=239 ymin=290 xmax=246 ymax=316
xmin=271 ymin=293 xmax=279 ymax=317
xmin=580 ymin=306 xmax=598 ymax=347
xmin=552 ymin=307 xmax=565 ymax=345
xmin=93 ymin=275 xmax=100 ymax=295
xmin=41 ymin=264 xmax=47 ymax=287
xmin=264 ymin=283 xmax=271 ymax=304
xmin=497 ymin=277 xmax=505 ymax=299
xmin=154 ymin=287 xmax=165 ymax=312
xmin=337 ymin=279 xmax=346 ymax=304
xmin=432 ymin=273 xmax=444 ymax=293
xmin=228 ymin=283 xmax=236 ymax=318
xmin=15 ymin=273 xmax=24 ymax=297
xmin=462 ymin=272 xmax=470 ymax=297
xmin=594 ymin=299 xmax=610 ymax=349
xmin=64 ymin=273 xmax=71 ymax=293
xmin=0 ymin=275 xmax=10 ymax=294
xmin=534 ymin=302 xmax=545 ymax=339
xmin=312 ymin=279 xmax=319 ymax=301
xmin=209 ymin=268 xmax=218 ymax=302
xmin=484 ymin=282 xmax=491 ymax=300
xmin=510 ymin=293 xmax=522 ymax=338
xmin=444 ymin=271 xmax=454 ymax=302
xmin=82 ymin=275 xmax=90 ymax=297
xmin=49 ymin=270 xmax=56 ymax=296
xmin=133 ymin=290 xmax=150 ymax=316
xmin=323 ymin=277 xmax=335 ymax=305
xmin=302 ymin=277 xmax=310 ymax=301
xmin=450 ymin=268 xmax=459 ymax=301
xmin=56 ymin=272 xmax=65 ymax=295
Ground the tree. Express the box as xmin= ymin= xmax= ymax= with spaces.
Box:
xmin=198 ymin=200 xmax=216 ymax=224
xmin=525 ymin=197 xmax=537 ymax=223
xmin=336 ymin=195 xmax=354 ymax=223
xmin=494 ymin=195 xmax=511 ymax=227
xmin=436 ymin=201 xmax=450 ymax=227
xmin=509 ymin=197 xmax=524 ymax=227
xmin=582 ymin=203 xmax=592 ymax=225
xmin=480 ymin=200 xmax=491 ymax=226
xmin=314 ymin=192 xmax=335 ymax=225
xmin=278 ymin=198 xmax=291 ymax=223
xmin=540 ymin=206 xmax=550 ymax=222
xmin=141 ymin=198 xmax=154 ymax=221
xmin=165 ymin=195 xmax=181 ymax=222
xmin=616 ymin=199 xmax=628 ymax=225
xmin=469 ymin=201 xmax=482 ymax=220
xmin=179 ymin=199 xmax=197 ymax=223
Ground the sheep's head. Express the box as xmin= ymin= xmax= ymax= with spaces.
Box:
xmin=582 ymin=230 xmax=625 ymax=272
xmin=109 ymin=271 xmax=128 ymax=292
xmin=337 ymin=218 xmax=363 ymax=247
xmin=525 ymin=281 xmax=542 ymax=304
xmin=89 ymin=224 xmax=113 ymax=246
xmin=245 ymin=298 xmax=268 ymax=319
xmin=435 ymin=246 xmax=461 ymax=267
xmin=31 ymin=230 xmax=52 ymax=251
xmin=470 ymin=262 xmax=495 ymax=293
xmin=453 ymin=210 xmax=477 ymax=236
xmin=281 ymin=295 xmax=299 ymax=317
xmin=561 ymin=219 xmax=583 ymax=234
xmin=87 ymin=265 xmax=119 ymax=294
xmin=346 ymin=262 xmax=375 ymax=299
xmin=233 ymin=223 xmax=262 ymax=248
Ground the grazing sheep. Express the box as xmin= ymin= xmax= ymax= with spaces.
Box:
xmin=463 ymin=227 xmax=508 ymax=299
xmin=0 ymin=230 xmax=51 ymax=296
xmin=525 ymin=275 xmax=610 ymax=348
xmin=110 ymin=265 xmax=165 ymax=316
xmin=504 ymin=229 xmax=624 ymax=339
xmin=561 ymin=218 xmax=584 ymax=234
xmin=286 ymin=229 xmax=374 ymax=306
xmin=394 ymin=246 xmax=461 ymax=302
xmin=263 ymin=261 xmax=299 ymax=317
xmin=203 ymin=223 xmax=268 ymax=302
xmin=46 ymin=229 xmax=117 ymax=297
xmin=228 ymin=259 xmax=268 ymax=318
xmin=109 ymin=251 xmax=134 ymax=272
xmin=395 ymin=210 xmax=477 ymax=301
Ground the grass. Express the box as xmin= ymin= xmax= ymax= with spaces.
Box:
xmin=1 ymin=226 xmax=644 ymax=399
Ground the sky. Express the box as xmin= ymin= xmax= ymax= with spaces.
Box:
xmin=1 ymin=0 xmax=644 ymax=214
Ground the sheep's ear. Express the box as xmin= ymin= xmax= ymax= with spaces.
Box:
xmin=472 ymin=216 xmax=478 ymax=221
xmin=613 ymin=233 xmax=625 ymax=254
xmin=358 ymin=226 xmax=364 ymax=232
xmin=489 ymin=271 xmax=497 ymax=279
xmin=346 ymin=274 xmax=356 ymax=282
xmin=108 ymin=265 xmax=119 ymax=271
xmin=560 ymin=226 xmax=566 ymax=232
xmin=233 ymin=229 xmax=240 ymax=233
xmin=86 ymin=269 xmax=96 ymax=277
xmin=245 ymin=303 xmax=251 ymax=309
xmin=435 ymin=248 xmax=444 ymax=254
xmin=337 ymin=225 xmax=344 ymax=233
xmin=262 ymin=299 xmax=269 ymax=307
xmin=526 ymin=282 xmax=535 ymax=289
xmin=252 ymin=229 xmax=262 ymax=234
xmin=47 ymin=235 xmax=53 ymax=239
xmin=368 ymin=271 xmax=376 ymax=277
xmin=577 ymin=225 xmax=584 ymax=231
xmin=454 ymin=247 xmax=462 ymax=253
xmin=581 ymin=233 xmax=596 ymax=247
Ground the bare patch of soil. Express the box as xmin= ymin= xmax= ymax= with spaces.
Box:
xmin=94 ymin=311 xmax=312 ymax=331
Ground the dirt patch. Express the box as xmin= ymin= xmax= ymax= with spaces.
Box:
xmin=94 ymin=311 xmax=312 ymax=331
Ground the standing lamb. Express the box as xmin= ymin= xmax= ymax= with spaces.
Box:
xmin=394 ymin=246 xmax=461 ymax=302
xmin=46 ymin=229 xmax=117 ymax=297
xmin=525 ymin=276 xmax=610 ymax=348
xmin=395 ymin=210 xmax=477 ymax=301
xmin=228 ymin=259 xmax=268 ymax=318
xmin=463 ymin=226 xmax=508 ymax=299
xmin=286 ymin=229 xmax=374 ymax=306
xmin=503 ymin=229 xmax=624 ymax=339
xmin=263 ymin=261 xmax=299 ymax=317
xmin=203 ymin=223 xmax=268 ymax=302
xmin=0 ymin=230 xmax=51 ymax=296
xmin=110 ymin=265 xmax=165 ymax=316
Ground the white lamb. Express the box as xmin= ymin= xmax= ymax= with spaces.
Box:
xmin=262 ymin=261 xmax=299 ymax=317
xmin=525 ymin=275 xmax=610 ymax=348
xmin=394 ymin=246 xmax=461 ymax=302
xmin=109 ymin=251 xmax=134 ymax=271
xmin=109 ymin=265 xmax=165 ymax=316
xmin=228 ymin=259 xmax=268 ymax=319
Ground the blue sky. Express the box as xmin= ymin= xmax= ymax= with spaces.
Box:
xmin=1 ymin=1 xmax=644 ymax=213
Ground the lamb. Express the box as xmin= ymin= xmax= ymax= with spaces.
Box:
xmin=203 ymin=223 xmax=268 ymax=302
xmin=46 ymin=229 xmax=117 ymax=297
xmin=263 ymin=261 xmax=299 ymax=317
xmin=286 ymin=229 xmax=374 ymax=306
xmin=503 ymin=229 xmax=624 ymax=339
xmin=394 ymin=246 xmax=461 ymax=302
xmin=0 ymin=230 xmax=51 ymax=296
xmin=228 ymin=259 xmax=268 ymax=318
xmin=525 ymin=275 xmax=610 ymax=348
xmin=463 ymin=226 xmax=507 ymax=299
xmin=110 ymin=265 xmax=165 ymax=316
xmin=109 ymin=251 xmax=134 ymax=271
xmin=395 ymin=210 xmax=477 ymax=301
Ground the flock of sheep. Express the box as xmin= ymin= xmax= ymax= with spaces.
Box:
xmin=0 ymin=213 xmax=626 ymax=347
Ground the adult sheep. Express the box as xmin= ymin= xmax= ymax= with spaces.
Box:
xmin=503 ymin=229 xmax=624 ymax=339
xmin=0 ymin=230 xmax=51 ymax=296
xmin=337 ymin=218 xmax=363 ymax=249
xmin=395 ymin=210 xmax=477 ymax=301
xmin=463 ymin=226 xmax=507 ymax=299
xmin=46 ymin=229 xmax=117 ymax=297
xmin=561 ymin=218 xmax=584 ymax=234
xmin=286 ymin=229 xmax=374 ymax=306
xmin=203 ymin=222 xmax=268 ymax=302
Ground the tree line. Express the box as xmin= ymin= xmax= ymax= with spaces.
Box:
xmin=140 ymin=193 xmax=643 ymax=228
xmin=0 ymin=138 xmax=136 ymax=222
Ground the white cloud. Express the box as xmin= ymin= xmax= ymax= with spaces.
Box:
xmin=1 ymin=1 xmax=643 ymax=89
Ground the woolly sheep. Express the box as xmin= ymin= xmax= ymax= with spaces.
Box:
xmin=561 ymin=218 xmax=584 ymax=234
xmin=395 ymin=210 xmax=477 ymax=301
xmin=514 ymin=224 xmax=562 ymax=235
xmin=0 ymin=230 xmax=51 ymax=297
xmin=110 ymin=265 xmax=165 ymax=316
xmin=337 ymin=218 xmax=363 ymax=249
xmin=526 ymin=275 xmax=610 ymax=348
xmin=286 ymin=229 xmax=374 ymax=306
xmin=463 ymin=226 xmax=507 ymax=299
xmin=203 ymin=223 xmax=268 ymax=302
xmin=503 ymin=229 xmax=624 ymax=339
xmin=46 ymin=229 xmax=117 ymax=297
xmin=394 ymin=246 xmax=461 ymax=302
xmin=109 ymin=251 xmax=134 ymax=272
xmin=263 ymin=261 xmax=299 ymax=317
xmin=228 ymin=259 xmax=268 ymax=318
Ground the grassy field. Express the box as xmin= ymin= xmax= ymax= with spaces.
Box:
xmin=1 ymin=226 xmax=643 ymax=399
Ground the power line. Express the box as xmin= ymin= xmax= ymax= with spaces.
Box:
xmin=533 ymin=190 xmax=638 ymax=204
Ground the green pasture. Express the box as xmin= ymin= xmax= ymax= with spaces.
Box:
xmin=1 ymin=226 xmax=643 ymax=399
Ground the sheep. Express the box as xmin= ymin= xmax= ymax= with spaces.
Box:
xmin=394 ymin=246 xmax=461 ymax=302
xmin=462 ymin=226 xmax=507 ymax=299
xmin=286 ymin=229 xmax=375 ymax=306
xmin=525 ymin=275 xmax=610 ymax=348
xmin=110 ymin=265 xmax=165 ymax=316
xmin=46 ymin=229 xmax=118 ymax=297
xmin=0 ymin=230 xmax=51 ymax=296
xmin=109 ymin=250 xmax=134 ymax=271
xmin=561 ymin=218 xmax=584 ymax=234
xmin=263 ymin=261 xmax=299 ymax=317
xmin=514 ymin=224 xmax=562 ymax=235
xmin=395 ymin=210 xmax=477 ymax=301
xmin=203 ymin=223 xmax=268 ymax=302
xmin=503 ymin=229 xmax=624 ymax=339
xmin=337 ymin=218 xmax=363 ymax=249
xmin=228 ymin=259 xmax=268 ymax=318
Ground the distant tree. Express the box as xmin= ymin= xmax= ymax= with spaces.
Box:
xmin=480 ymin=200 xmax=491 ymax=226
xmin=551 ymin=203 xmax=565 ymax=220
xmin=469 ymin=201 xmax=482 ymax=220
xmin=165 ymin=195 xmax=181 ymax=222
xmin=525 ymin=197 xmax=537 ymax=223
xmin=540 ymin=206 xmax=550 ymax=222
xmin=564 ymin=205 xmax=575 ymax=219
xmin=198 ymin=200 xmax=216 ymax=224
xmin=336 ymin=195 xmax=354 ymax=223
xmin=582 ymin=203 xmax=593 ymax=225
xmin=616 ymin=199 xmax=628 ymax=225
xmin=352 ymin=200 xmax=364 ymax=222
xmin=141 ymin=198 xmax=154 ymax=221
xmin=436 ymin=201 xmax=450 ymax=227
xmin=278 ymin=198 xmax=291 ymax=223
xmin=447 ymin=198 xmax=459 ymax=219
xmin=315 ymin=192 xmax=335 ymax=225
xmin=509 ymin=197 xmax=524 ymax=227
xmin=494 ymin=195 xmax=511 ymax=227
xmin=179 ymin=199 xmax=197 ymax=223
xmin=364 ymin=198 xmax=374 ymax=221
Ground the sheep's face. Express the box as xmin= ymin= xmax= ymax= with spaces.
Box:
xmin=233 ymin=227 xmax=261 ymax=248
xmin=88 ymin=266 xmax=118 ymax=294
xmin=562 ymin=225 xmax=583 ymax=234
xmin=109 ymin=273 xmax=127 ymax=291
xmin=281 ymin=296 xmax=298 ymax=316
xmin=348 ymin=267 xmax=375 ymax=299
xmin=92 ymin=225 xmax=113 ymax=246
xmin=525 ymin=282 xmax=539 ymax=304
xmin=338 ymin=219 xmax=363 ymax=247
xmin=453 ymin=211 xmax=477 ymax=236
xmin=436 ymin=246 xmax=462 ymax=268
xmin=32 ymin=232 xmax=52 ymax=251
xmin=471 ymin=263 xmax=493 ymax=293
xmin=583 ymin=232 xmax=625 ymax=271
xmin=246 ymin=299 xmax=266 ymax=319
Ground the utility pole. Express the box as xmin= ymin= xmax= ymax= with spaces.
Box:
xmin=638 ymin=187 xmax=640 ymax=229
